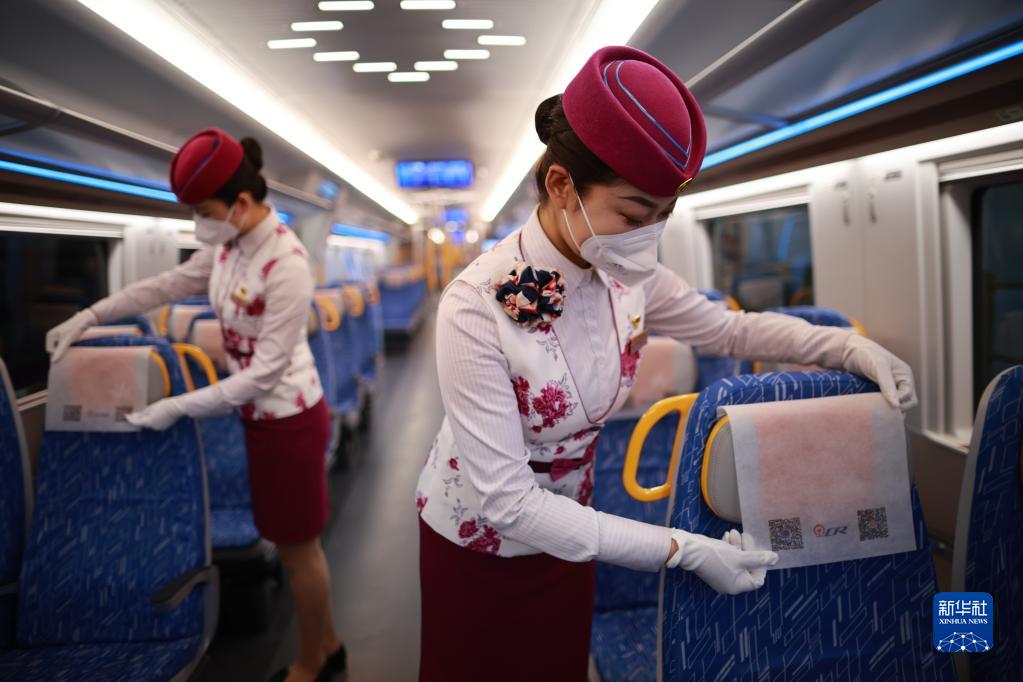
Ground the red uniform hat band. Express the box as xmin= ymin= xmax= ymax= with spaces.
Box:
xmin=169 ymin=127 xmax=244 ymax=205
xmin=563 ymin=46 xmax=706 ymax=197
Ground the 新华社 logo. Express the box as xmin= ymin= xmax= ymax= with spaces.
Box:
xmin=933 ymin=592 xmax=994 ymax=653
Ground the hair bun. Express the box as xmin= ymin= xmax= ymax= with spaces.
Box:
xmin=239 ymin=137 xmax=264 ymax=171
xmin=534 ymin=94 xmax=563 ymax=145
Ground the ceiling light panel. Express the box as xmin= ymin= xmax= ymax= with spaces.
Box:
xmin=75 ymin=0 xmax=417 ymax=224
xmin=444 ymin=49 xmax=490 ymax=60
xmin=414 ymin=61 xmax=458 ymax=71
xmin=314 ymin=51 xmax=360 ymax=62
xmin=401 ymin=1 xmax=456 ymax=10
xmin=291 ymin=21 xmax=343 ymax=31
xmin=478 ymin=35 xmax=526 ymax=46
xmin=318 ymin=1 xmax=374 ymax=10
xmin=442 ymin=19 xmax=494 ymax=29
xmin=267 ymin=38 xmax=317 ymax=49
xmin=389 ymin=72 xmax=431 ymax=83
xmin=353 ymin=61 xmax=397 ymax=72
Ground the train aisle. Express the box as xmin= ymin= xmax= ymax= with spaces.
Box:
xmin=197 ymin=300 xmax=443 ymax=682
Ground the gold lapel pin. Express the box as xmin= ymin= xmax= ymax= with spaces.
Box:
xmin=630 ymin=314 xmax=641 ymax=328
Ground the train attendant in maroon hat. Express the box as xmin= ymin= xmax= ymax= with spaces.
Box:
xmin=415 ymin=46 xmax=917 ymax=681
xmin=46 ymin=129 xmax=346 ymax=682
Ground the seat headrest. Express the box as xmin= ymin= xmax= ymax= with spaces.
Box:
xmin=167 ymin=303 xmax=212 ymax=342
xmin=618 ymin=336 xmax=697 ymax=416
xmin=188 ymin=318 xmax=228 ymax=373
xmin=315 ymin=290 xmax=344 ymax=329
xmin=80 ymin=324 xmax=143 ymax=340
xmin=702 ymin=418 xmax=742 ymax=522
xmin=45 ymin=345 xmax=170 ymax=432
xmin=341 ymin=285 xmax=366 ymax=317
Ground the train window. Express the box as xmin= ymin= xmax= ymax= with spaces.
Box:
xmin=704 ymin=205 xmax=813 ymax=311
xmin=0 ymin=232 xmax=111 ymax=397
xmin=972 ymin=180 xmax=1023 ymax=405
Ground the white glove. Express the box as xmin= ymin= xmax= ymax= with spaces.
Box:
xmin=46 ymin=309 xmax=98 ymax=363
xmin=125 ymin=397 xmax=186 ymax=431
xmin=666 ymin=528 xmax=778 ymax=595
xmin=722 ymin=528 xmax=769 ymax=589
xmin=841 ymin=335 xmax=918 ymax=411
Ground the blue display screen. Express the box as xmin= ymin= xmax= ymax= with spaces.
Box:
xmin=396 ymin=160 xmax=474 ymax=189
xmin=443 ymin=207 xmax=469 ymax=224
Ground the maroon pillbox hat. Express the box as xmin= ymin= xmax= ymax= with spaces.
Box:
xmin=169 ymin=128 xmax=244 ymax=204
xmin=563 ymin=46 xmax=706 ymax=197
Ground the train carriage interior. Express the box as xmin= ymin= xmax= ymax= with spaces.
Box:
xmin=1 ymin=0 xmax=1022 ymax=680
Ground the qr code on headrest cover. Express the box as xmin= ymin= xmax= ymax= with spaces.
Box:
xmin=857 ymin=507 xmax=888 ymax=541
xmin=768 ymin=517 xmax=804 ymax=551
xmin=63 ymin=405 xmax=82 ymax=422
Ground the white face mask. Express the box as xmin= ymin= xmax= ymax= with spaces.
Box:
xmin=563 ymin=193 xmax=665 ymax=287
xmin=193 ymin=203 xmax=241 ymax=245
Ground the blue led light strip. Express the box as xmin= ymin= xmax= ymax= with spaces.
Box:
xmin=0 ymin=158 xmax=178 ymax=202
xmin=0 ymin=147 xmax=171 ymax=190
xmin=702 ymin=38 xmax=1023 ymax=169
xmin=332 ymin=223 xmax=391 ymax=242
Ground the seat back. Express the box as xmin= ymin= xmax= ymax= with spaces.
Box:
xmin=18 ymin=336 xmax=212 ymax=647
xmin=309 ymin=300 xmax=339 ymax=415
xmin=379 ymin=267 xmax=427 ymax=333
xmin=0 ymin=357 xmax=32 ymax=648
xmin=316 ymin=288 xmax=360 ymax=415
xmin=952 ymin=365 xmax=1023 ymax=681
xmin=661 ymin=371 xmax=954 ymax=681
xmin=165 ymin=301 xmax=213 ymax=342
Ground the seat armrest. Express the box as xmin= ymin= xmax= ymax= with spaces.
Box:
xmin=151 ymin=565 xmax=218 ymax=613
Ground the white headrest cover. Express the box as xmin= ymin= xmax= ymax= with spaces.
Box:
xmin=189 ymin=319 xmax=227 ymax=373
xmin=80 ymin=325 xmax=142 ymax=340
xmin=45 ymin=346 xmax=168 ymax=432
xmin=168 ymin=304 xmax=210 ymax=342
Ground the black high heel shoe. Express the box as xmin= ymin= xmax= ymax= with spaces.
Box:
xmin=316 ymin=644 xmax=348 ymax=681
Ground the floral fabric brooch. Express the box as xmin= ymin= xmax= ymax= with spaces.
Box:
xmin=494 ymin=260 xmax=565 ymax=328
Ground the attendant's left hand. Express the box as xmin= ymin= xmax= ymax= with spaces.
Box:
xmin=125 ymin=397 xmax=186 ymax=431
xmin=841 ymin=334 xmax=918 ymax=411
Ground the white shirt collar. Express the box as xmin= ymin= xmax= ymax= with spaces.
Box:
xmin=519 ymin=206 xmax=596 ymax=296
xmin=236 ymin=206 xmax=281 ymax=258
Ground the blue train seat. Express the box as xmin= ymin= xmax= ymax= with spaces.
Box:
xmin=341 ymin=282 xmax=380 ymax=389
xmin=316 ymin=288 xmax=362 ymax=425
xmin=0 ymin=336 xmax=217 ymax=681
xmin=657 ymin=372 xmax=954 ymax=681
xmin=378 ymin=268 xmax=427 ymax=335
xmin=0 ymin=358 xmax=32 ymax=649
xmin=309 ymin=300 xmax=343 ymax=462
xmin=952 ymin=365 xmax=1023 ymax=681
xmin=163 ymin=299 xmax=213 ymax=342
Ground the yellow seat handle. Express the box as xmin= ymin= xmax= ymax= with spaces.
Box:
xmin=623 ymin=393 xmax=699 ymax=502
xmin=172 ymin=343 xmax=219 ymax=391
xmin=315 ymin=296 xmax=342 ymax=331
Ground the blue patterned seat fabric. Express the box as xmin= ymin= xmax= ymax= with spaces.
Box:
xmin=0 ymin=336 xmax=210 ymax=681
xmin=0 ymin=358 xmax=30 ymax=649
xmin=765 ymin=305 xmax=853 ymax=328
xmin=379 ymin=279 xmax=427 ymax=333
xmin=310 ymin=301 xmax=339 ymax=412
xmin=661 ymin=371 xmax=955 ymax=681
xmin=330 ymin=312 xmax=361 ymax=416
xmin=183 ymin=314 xmax=261 ymax=552
xmin=962 ymin=366 xmax=1022 ymax=682
xmin=0 ymin=635 xmax=201 ymax=682
xmin=591 ymin=607 xmax=658 ymax=682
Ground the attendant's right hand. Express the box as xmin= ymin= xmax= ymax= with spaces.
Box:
xmin=46 ymin=309 xmax=98 ymax=363
xmin=666 ymin=527 xmax=778 ymax=595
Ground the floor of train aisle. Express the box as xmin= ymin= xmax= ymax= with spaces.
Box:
xmin=197 ymin=299 xmax=443 ymax=682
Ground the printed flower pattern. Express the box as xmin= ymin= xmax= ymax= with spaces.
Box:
xmin=511 ymin=374 xmax=577 ymax=434
xmin=458 ymin=517 xmax=502 ymax=555
xmin=494 ymin=260 xmax=565 ymax=329
xmin=621 ymin=343 xmax=641 ymax=386
xmin=512 ymin=376 xmax=531 ymax=417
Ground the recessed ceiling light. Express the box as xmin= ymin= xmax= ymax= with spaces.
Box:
xmin=353 ymin=61 xmax=397 ymax=73
xmin=442 ymin=19 xmax=493 ymax=29
xmin=444 ymin=49 xmax=490 ymax=60
xmin=267 ymin=38 xmax=317 ymax=49
xmin=389 ymin=72 xmax=430 ymax=83
xmin=314 ymin=51 xmax=360 ymax=62
xmin=478 ymin=35 xmax=526 ymax=46
xmin=291 ymin=21 xmax=343 ymax=31
xmin=400 ymin=1 xmax=456 ymax=10
xmin=318 ymin=1 xmax=374 ymax=10
xmin=414 ymin=60 xmax=458 ymax=71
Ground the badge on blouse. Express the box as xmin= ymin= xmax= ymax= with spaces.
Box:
xmin=630 ymin=313 xmax=642 ymax=329
xmin=626 ymin=329 xmax=648 ymax=355
xmin=230 ymin=286 xmax=250 ymax=306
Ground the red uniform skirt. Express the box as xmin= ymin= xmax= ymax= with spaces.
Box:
xmin=242 ymin=398 xmax=331 ymax=545
xmin=418 ymin=517 xmax=595 ymax=682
